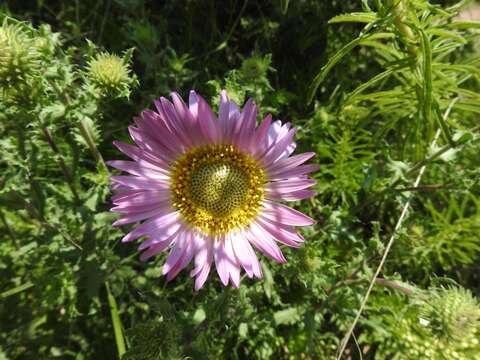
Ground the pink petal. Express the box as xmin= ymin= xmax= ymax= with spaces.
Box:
xmin=156 ymin=97 xmax=194 ymax=149
xmin=256 ymin=217 xmax=304 ymax=248
xmin=218 ymin=90 xmax=230 ymax=128
xmin=113 ymin=141 xmax=171 ymax=167
xmin=252 ymin=114 xmax=272 ymax=156
xmin=224 ymin=234 xmax=240 ymax=288
xmin=111 ymin=201 xmax=165 ymax=214
xmin=231 ymin=231 xmax=262 ymax=278
xmin=162 ymin=231 xmax=187 ymax=275
xmin=266 ymin=189 xmax=316 ymax=201
xmin=218 ymin=91 xmax=240 ymax=141
xmin=233 ymin=98 xmax=257 ymax=149
xmin=128 ymin=125 xmax=177 ymax=158
xmin=260 ymin=128 xmax=296 ymax=166
xmin=214 ymin=238 xmax=229 ymax=286
xmin=112 ymin=190 xmax=169 ymax=206
xmin=113 ymin=206 xmax=171 ymax=226
xmin=264 ymin=121 xmax=297 ymax=160
xmin=134 ymin=111 xmax=182 ymax=156
xmin=246 ymin=222 xmax=287 ymax=263
xmin=190 ymin=234 xmax=214 ymax=290
xmin=135 ymin=214 xmax=181 ymax=244
xmin=261 ymin=200 xmax=315 ymax=226
xmin=193 ymin=92 xmax=219 ymax=143
xmin=269 ymin=164 xmax=320 ymax=181
xmin=166 ymin=231 xmax=195 ymax=281
xmin=139 ymin=234 xmax=176 ymax=260
xmin=110 ymin=176 xmax=169 ymax=191
xmin=265 ymin=178 xmax=316 ymax=193
xmin=266 ymin=152 xmax=316 ymax=174
xmin=190 ymin=234 xmax=208 ymax=276
xmin=139 ymin=232 xmax=177 ymax=261
xmin=124 ymin=211 xmax=180 ymax=244
xmin=107 ymin=160 xmax=169 ymax=179
xmin=137 ymin=222 xmax=182 ymax=249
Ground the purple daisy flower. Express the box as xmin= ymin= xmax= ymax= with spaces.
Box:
xmin=109 ymin=90 xmax=318 ymax=289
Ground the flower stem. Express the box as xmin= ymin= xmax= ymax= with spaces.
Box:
xmin=78 ymin=118 xmax=110 ymax=174
xmin=386 ymin=0 xmax=418 ymax=55
xmin=105 ymin=281 xmax=126 ymax=358
xmin=41 ymin=126 xmax=81 ymax=204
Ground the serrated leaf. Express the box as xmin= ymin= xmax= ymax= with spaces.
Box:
xmin=39 ymin=103 xmax=66 ymax=123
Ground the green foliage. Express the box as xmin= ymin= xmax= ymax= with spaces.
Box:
xmin=1 ymin=0 xmax=480 ymax=359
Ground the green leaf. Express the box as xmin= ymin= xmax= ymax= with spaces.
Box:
xmin=262 ymin=262 xmax=274 ymax=300
xmin=280 ymin=0 xmax=289 ymax=15
xmin=192 ymin=308 xmax=206 ymax=326
xmin=307 ymin=33 xmax=394 ymax=103
xmin=419 ymin=29 xmax=433 ymax=140
xmin=273 ymin=307 xmax=300 ymax=326
xmin=329 ymin=12 xmax=378 ymax=24
xmin=307 ymin=37 xmax=361 ymax=103
xmin=442 ymin=21 xmax=480 ymax=30
xmin=455 ymin=132 xmax=474 ymax=145
xmin=238 ymin=323 xmax=248 ymax=338
xmin=346 ymin=67 xmax=396 ymax=104
xmin=39 ymin=103 xmax=66 ymax=123
xmin=0 ymin=281 xmax=34 ymax=299
xmin=427 ymin=28 xmax=467 ymax=43
xmin=105 ymin=281 xmax=127 ymax=358
xmin=455 ymin=99 xmax=480 ymax=113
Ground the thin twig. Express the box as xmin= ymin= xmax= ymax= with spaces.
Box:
xmin=336 ymin=99 xmax=457 ymax=359
xmin=393 ymin=183 xmax=454 ymax=192
xmin=374 ymin=278 xmax=418 ymax=296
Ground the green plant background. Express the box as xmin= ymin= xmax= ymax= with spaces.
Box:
xmin=1 ymin=0 xmax=479 ymax=359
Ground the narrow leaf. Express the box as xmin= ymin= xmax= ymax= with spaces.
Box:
xmin=329 ymin=12 xmax=378 ymax=24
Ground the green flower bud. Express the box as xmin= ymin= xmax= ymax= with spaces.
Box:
xmin=240 ymin=54 xmax=272 ymax=82
xmin=0 ymin=21 xmax=39 ymax=87
xmin=87 ymin=51 xmax=137 ymax=98
xmin=422 ymin=287 xmax=480 ymax=341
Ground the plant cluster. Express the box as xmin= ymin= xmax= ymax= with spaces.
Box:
xmin=1 ymin=0 xmax=479 ymax=359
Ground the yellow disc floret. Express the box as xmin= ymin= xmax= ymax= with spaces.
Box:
xmin=170 ymin=145 xmax=265 ymax=235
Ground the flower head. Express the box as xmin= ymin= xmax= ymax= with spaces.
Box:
xmin=109 ymin=91 xmax=318 ymax=289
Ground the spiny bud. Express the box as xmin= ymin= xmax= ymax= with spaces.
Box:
xmin=421 ymin=287 xmax=480 ymax=341
xmin=392 ymin=287 xmax=480 ymax=359
xmin=0 ymin=21 xmax=39 ymax=87
xmin=87 ymin=51 xmax=137 ymax=98
xmin=240 ymin=54 xmax=272 ymax=82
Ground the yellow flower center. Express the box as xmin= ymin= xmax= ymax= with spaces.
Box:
xmin=170 ymin=145 xmax=265 ymax=235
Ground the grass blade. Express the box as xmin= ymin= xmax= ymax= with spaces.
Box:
xmin=0 ymin=281 xmax=34 ymax=299
xmin=106 ymin=281 xmax=127 ymax=358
